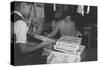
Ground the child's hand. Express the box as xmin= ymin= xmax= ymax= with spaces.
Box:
xmin=76 ymin=31 xmax=82 ymax=37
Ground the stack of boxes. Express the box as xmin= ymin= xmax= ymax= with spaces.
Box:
xmin=47 ymin=35 xmax=85 ymax=64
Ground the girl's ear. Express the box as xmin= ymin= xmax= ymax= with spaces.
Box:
xmin=21 ymin=3 xmax=27 ymax=9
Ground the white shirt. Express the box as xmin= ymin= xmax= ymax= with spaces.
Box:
xmin=14 ymin=11 xmax=28 ymax=43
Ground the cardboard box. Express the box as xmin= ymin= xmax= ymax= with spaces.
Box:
xmin=57 ymin=35 xmax=82 ymax=45
xmin=47 ymin=44 xmax=85 ymax=63
xmin=47 ymin=51 xmax=81 ymax=64
xmin=54 ymin=35 xmax=82 ymax=53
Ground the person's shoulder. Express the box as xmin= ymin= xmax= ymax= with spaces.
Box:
xmin=68 ymin=21 xmax=75 ymax=24
xmin=57 ymin=20 xmax=64 ymax=25
xmin=11 ymin=13 xmax=23 ymax=22
xmin=15 ymin=20 xmax=26 ymax=26
xmin=15 ymin=20 xmax=25 ymax=23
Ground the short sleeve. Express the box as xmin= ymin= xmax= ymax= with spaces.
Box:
xmin=14 ymin=20 xmax=28 ymax=43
